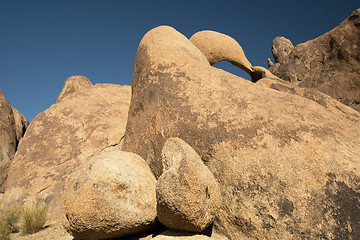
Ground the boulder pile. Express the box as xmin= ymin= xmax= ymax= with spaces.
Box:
xmin=1 ymin=8 xmax=359 ymax=240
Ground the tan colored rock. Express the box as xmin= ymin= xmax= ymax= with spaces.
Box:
xmin=157 ymin=138 xmax=221 ymax=233
xmin=250 ymin=66 xmax=282 ymax=82
xmin=256 ymin=77 xmax=360 ymax=121
xmin=269 ymin=9 xmax=360 ymax=111
xmin=0 ymin=90 xmax=16 ymax=192
xmin=271 ymin=36 xmax=294 ymax=64
xmin=3 ymin=80 xmax=131 ymax=224
xmin=56 ymin=75 xmax=92 ymax=103
xmin=190 ymin=30 xmax=253 ymax=75
xmin=10 ymin=106 xmax=29 ymax=147
xmin=64 ymin=147 xmax=157 ymax=240
xmin=122 ymin=26 xmax=360 ymax=239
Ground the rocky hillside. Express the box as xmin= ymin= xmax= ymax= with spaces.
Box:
xmin=1 ymin=8 xmax=360 ymax=240
xmin=269 ymin=9 xmax=360 ymax=112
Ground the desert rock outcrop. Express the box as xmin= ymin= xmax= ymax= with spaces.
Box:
xmin=64 ymin=147 xmax=157 ymax=240
xmin=156 ymin=138 xmax=221 ymax=233
xmin=122 ymin=25 xmax=360 ymax=239
xmin=0 ymin=90 xmax=17 ymax=192
xmin=3 ymin=78 xmax=131 ymax=223
xmin=269 ymin=9 xmax=360 ymax=111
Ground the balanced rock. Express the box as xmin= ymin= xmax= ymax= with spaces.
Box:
xmin=269 ymin=9 xmax=360 ymax=111
xmin=156 ymin=138 xmax=221 ymax=233
xmin=122 ymin=26 xmax=360 ymax=239
xmin=64 ymin=147 xmax=157 ymax=240
xmin=0 ymin=90 xmax=16 ymax=192
xmin=190 ymin=30 xmax=253 ymax=76
xmin=3 ymin=78 xmax=131 ymax=223
xmin=56 ymin=75 xmax=93 ymax=103
xmin=271 ymin=36 xmax=294 ymax=64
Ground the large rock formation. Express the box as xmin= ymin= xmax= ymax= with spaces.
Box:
xmin=269 ymin=9 xmax=360 ymax=111
xmin=64 ymin=147 xmax=157 ymax=240
xmin=122 ymin=26 xmax=360 ymax=239
xmin=157 ymin=138 xmax=221 ymax=233
xmin=3 ymin=77 xmax=131 ymax=224
xmin=0 ymin=90 xmax=17 ymax=192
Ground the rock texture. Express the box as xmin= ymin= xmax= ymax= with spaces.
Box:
xmin=56 ymin=75 xmax=93 ymax=103
xmin=269 ymin=9 xmax=360 ymax=111
xmin=3 ymin=79 xmax=131 ymax=224
xmin=64 ymin=147 xmax=157 ymax=240
xmin=0 ymin=90 xmax=17 ymax=192
xmin=157 ymin=138 xmax=221 ymax=232
xmin=122 ymin=26 xmax=360 ymax=239
xmin=190 ymin=30 xmax=253 ymax=76
xmin=256 ymin=77 xmax=360 ymax=121
xmin=271 ymin=36 xmax=294 ymax=64
xmin=11 ymin=106 xmax=29 ymax=146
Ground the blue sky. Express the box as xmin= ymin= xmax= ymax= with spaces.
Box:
xmin=1 ymin=0 xmax=358 ymax=121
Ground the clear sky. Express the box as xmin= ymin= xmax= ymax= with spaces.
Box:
xmin=1 ymin=0 xmax=358 ymax=121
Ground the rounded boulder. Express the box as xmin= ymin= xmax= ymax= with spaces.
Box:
xmin=64 ymin=147 xmax=157 ymax=240
xmin=156 ymin=138 xmax=221 ymax=233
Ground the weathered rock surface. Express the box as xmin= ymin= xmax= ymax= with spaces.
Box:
xmin=269 ymin=9 xmax=360 ymax=111
xmin=122 ymin=26 xmax=360 ymax=239
xmin=11 ymin=106 xmax=29 ymax=147
xmin=0 ymin=90 xmax=17 ymax=192
xmin=3 ymin=79 xmax=131 ymax=224
xmin=56 ymin=75 xmax=93 ymax=103
xmin=256 ymin=77 xmax=360 ymax=122
xmin=157 ymin=138 xmax=221 ymax=232
xmin=271 ymin=36 xmax=294 ymax=64
xmin=64 ymin=147 xmax=157 ymax=240
xmin=190 ymin=30 xmax=253 ymax=76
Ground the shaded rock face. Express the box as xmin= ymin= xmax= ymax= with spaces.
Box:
xmin=0 ymin=90 xmax=16 ymax=192
xmin=156 ymin=138 xmax=221 ymax=233
xmin=64 ymin=147 xmax=157 ymax=240
xmin=122 ymin=26 xmax=360 ymax=240
xmin=3 ymin=81 xmax=131 ymax=223
xmin=271 ymin=36 xmax=294 ymax=64
xmin=11 ymin=106 xmax=29 ymax=147
xmin=269 ymin=9 xmax=360 ymax=111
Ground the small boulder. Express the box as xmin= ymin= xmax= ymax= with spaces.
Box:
xmin=271 ymin=36 xmax=294 ymax=63
xmin=156 ymin=138 xmax=221 ymax=233
xmin=64 ymin=147 xmax=157 ymax=240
